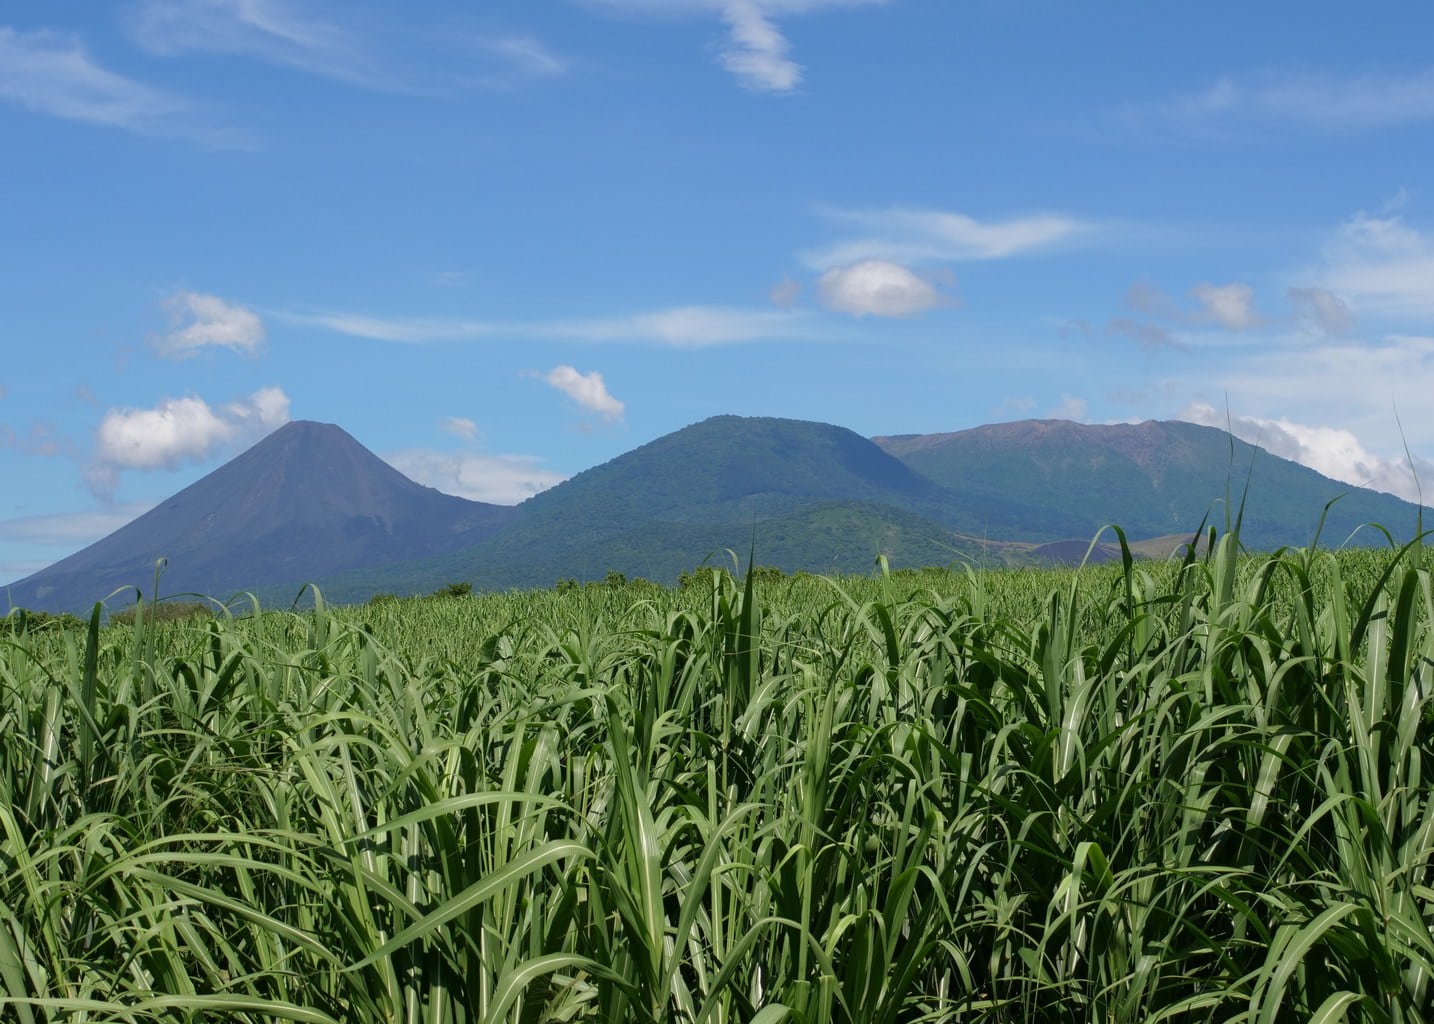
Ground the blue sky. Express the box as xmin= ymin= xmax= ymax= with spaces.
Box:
xmin=4 ymin=0 xmax=1434 ymax=582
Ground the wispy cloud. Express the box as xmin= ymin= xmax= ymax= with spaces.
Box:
xmin=1317 ymin=213 xmax=1434 ymax=319
xmin=1138 ymin=68 xmax=1434 ymax=134
xmin=153 ymin=291 xmax=266 ymax=358
xmin=482 ymin=36 xmax=568 ymax=79
xmin=127 ymin=0 xmax=378 ymax=85
xmin=0 ymin=420 xmax=77 ymax=458
xmin=281 ymin=312 xmax=494 ymax=343
xmin=1193 ymin=334 xmax=1434 ymax=414
xmin=1106 ymin=317 xmax=1180 ymax=351
xmin=1287 ymin=286 xmax=1354 ymax=336
xmin=803 ymin=206 xmax=1092 ymax=270
xmin=292 ymin=305 xmax=811 ymax=348
xmin=583 ymin=0 xmax=886 ymax=91
xmin=128 ymin=1 xmax=569 ymax=93
xmin=439 ymin=416 xmax=479 ymax=441
xmin=0 ymin=503 xmax=153 ymax=546
xmin=0 ymin=26 xmax=185 ymax=130
xmin=1046 ymin=395 xmax=1088 ymax=422
xmin=542 ymin=365 xmax=625 ymax=421
xmin=769 ymin=274 xmax=802 ymax=309
xmin=531 ymin=306 xmax=811 ymax=346
xmin=2 ymin=502 xmax=157 ymax=580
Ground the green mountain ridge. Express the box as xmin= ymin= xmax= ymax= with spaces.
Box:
xmin=874 ymin=418 xmax=1423 ymax=551
xmin=7 ymin=414 xmax=1429 ymax=613
xmin=273 ymin=415 xmax=1429 ymax=606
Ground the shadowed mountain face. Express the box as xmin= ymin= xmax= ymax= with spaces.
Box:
xmin=874 ymin=419 xmax=1426 ymax=551
xmin=5 ymin=421 xmax=515 ymax=613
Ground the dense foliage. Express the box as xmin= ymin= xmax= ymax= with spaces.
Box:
xmin=3 ymin=535 xmax=1434 ymax=1021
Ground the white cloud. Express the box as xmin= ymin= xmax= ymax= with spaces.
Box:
xmin=1319 ymin=213 xmax=1434 ymax=318
xmin=543 ymin=366 xmax=625 ymax=420
xmin=1180 ymin=402 xmax=1433 ymax=504
xmin=0 ymin=26 xmax=184 ymax=129
xmin=1287 ymin=286 xmax=1354 ymax=335
xmin=385 ymin=450 xmax=565 ymax=505
xmin=96 ymin=397 xmax=232 ymax=471
xmin=228 ymin=385 xmax=290 ymax=430
xmin=153 ymin=291 xmax=266 ymax=358
xmin=719 ymin=0 xmax=800 ymax=92
xmin=804 ymin=206 xmax=1090 ymax=270
xmin=1189 ymin=282 xmax=1260 ymax=331
xmin=817 ymin=260 xmax=946 ymax=317
xmin=90 ymin=387 xmax=290 ymax=492
xmin=440 ymin=416 xmax=479 ymax=441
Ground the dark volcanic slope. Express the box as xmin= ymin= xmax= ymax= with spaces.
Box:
xmin=6 ymin=421 xmax=515 ymax=613
xmin=875 ymin=418 xmax=1427 ymax=550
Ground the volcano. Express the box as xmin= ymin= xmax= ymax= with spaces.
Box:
xmin=5 ymin=421 xmax=516 ymax=613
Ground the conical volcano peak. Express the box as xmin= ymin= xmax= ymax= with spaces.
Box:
xmin=7 ymin=422 xmax=516 ymax=613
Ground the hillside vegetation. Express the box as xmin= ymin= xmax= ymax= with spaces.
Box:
xmin=10 ymin=415 xmax=1431 ymax=613
xmin=876 ymin=419 xmax=1423 ymax=551
xmin=5 ymin=533 xmax=1434 ymax=1021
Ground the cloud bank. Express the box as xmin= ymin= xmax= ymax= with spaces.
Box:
xmin=1181 ymin=402 xmax=1433 ymax=504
